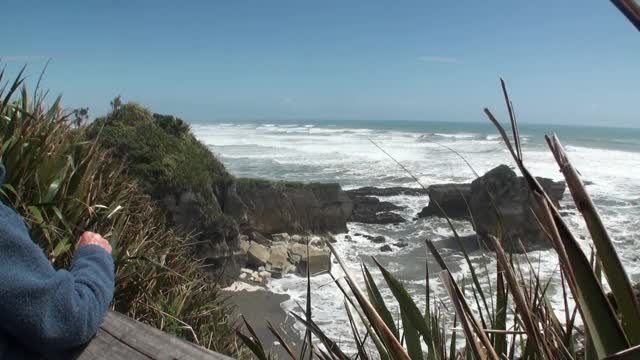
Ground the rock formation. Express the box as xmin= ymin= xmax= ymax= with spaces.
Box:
xmin=236 ymin=180 xmax=353 ymax=235
xmin=348 ymin=196 xmax=406 ymax=224
xmin=239 ymin=233 xmax=332 ymax=283
xmin=416 ymin=184 xmax=471 ymax=219
xmin=469 ymin=164 xmax=564 ymax=250
xmin=418 ymin=165 xmax=566 ymax=251
xmin=345 ymin=186 xmax=427 ymax=225
xmin=161 ymin=189 xmax=246 ymax=287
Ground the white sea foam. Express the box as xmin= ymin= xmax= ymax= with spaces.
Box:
xmin=193 ymin=122 xmax=640 ymax=354
xmin=222 ymin=281 xmax=265 ymax=292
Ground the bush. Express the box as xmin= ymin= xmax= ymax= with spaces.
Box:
xmin=87 ymin=103 xmax=231 ymax=201
xmin=0 ymin=70 xmax=248 ymax=357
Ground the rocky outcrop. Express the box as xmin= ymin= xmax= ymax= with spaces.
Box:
xmin=417 ymin=184 xmax=471 ymax=219
xmin=346 ymin=188 xmax=419 ymax=225
xmin=221 ymin=181 xmax=249 ymax=224
xmin=349 ymin=195 xmax=406 ymax=224
xmin=469 ymin=165 xmax=565 ymax=251
xmin=418 ymin=165 xmax=566 ymax=251
xmin=161 ymin=190 xmax=245 ymax=287
xmin=236 ymin=180 xmax=353 ymax=235
xmin=346 ymin=187 xmax=430 ymax=197
xmin=380 ymin=244 xmax=393 ymax=252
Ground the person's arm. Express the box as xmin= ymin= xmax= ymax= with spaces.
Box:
xmin=0 ymin=209 xmax=114 ymax=352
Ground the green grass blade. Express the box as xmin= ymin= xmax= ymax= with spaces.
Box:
xmin=266 ymin=321 xmax=298 ymax=360
xmin=439 ymin=270 xmax=493 ymax=360
xmin=484 ymin=94 xmax=630 ymax=358
xmin=362 ymin=263 xmax=399 ymax=339
xmin=289 ymin=311 xmax=350 ymax=360
xmin=400 ymin=307 xmax=423 ymax=360
xmin=489 ymin=235 xmax=551 ymax=359
xmin=332 ymin=276 xmax=390 ymax=360
xmin=325 ymin=241 xmax=411 ymax=360
xmin=533 ymin=191 xmax=629 ymax=358
xmin=547 ymin=134 xmax=640 ymax=345
xmin=448 ymin=315 xmax=457 ymax=360
xmin=371 ymin=257 xmax=433 ymax=348
xmin=344 ymin=299 xmax=370 ymax=360
xmin=604 ymin=344 xmax=640 ymax=360
xmin=492 ymin=261 xmax=507 ymax=356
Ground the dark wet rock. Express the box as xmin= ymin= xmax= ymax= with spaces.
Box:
xmin=417 ymin=165 xmax=565 ymax=224
xmin=367 ymin=212 xmax=406 ymax=224
xmin=161 ymin=190 xmax=245 ymax=287
xmin=416 ymin=165 xmax=565 ymax=252
xmin=352 ymin=196 xmax=402 ymax=211
xmin=371 ymin=236 xmax=386 ymax=243
xmin=379 ymin=244 xmax=393 ymax=252
xmin=222 ymin=181 xmax=249 ymax=224
xmin=347 ymin=195 xmax=406 ymax=224
xmin=469 ymin=165 xmax=565 ymax=251
xmin=417 ymin=184 xmax=471 ymax=219
xmin=393 ymin=241 xmax=409 ymax=248
xmin=434 ymin=234 xmax=482 ymax=252
xmin=237 ymin=180 xmax=353 ymax=235
xmin=346 ymin=187 xmax=430 ymax=197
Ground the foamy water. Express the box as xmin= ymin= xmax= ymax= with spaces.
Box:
xmin=194 ymin=121 xmax=640 ymax=353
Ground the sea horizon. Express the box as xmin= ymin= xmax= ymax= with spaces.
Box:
xmin=193 ymin=119 xmax=640 ymax=352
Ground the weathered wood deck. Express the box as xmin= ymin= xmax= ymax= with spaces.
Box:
xmin=71 ymin=311 xmax=234 ymax=360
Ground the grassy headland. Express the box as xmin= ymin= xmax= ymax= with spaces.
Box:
xmin=0 ymin=70 xmax=249 ymax=357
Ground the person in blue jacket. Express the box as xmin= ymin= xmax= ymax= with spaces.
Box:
xmin=0 ymin=165 xmax=115 ymax=359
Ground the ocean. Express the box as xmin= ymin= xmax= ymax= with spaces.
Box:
xmin=193 ymin=120 xmax=640 ymax=353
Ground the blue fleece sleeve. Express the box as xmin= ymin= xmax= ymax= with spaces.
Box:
xmin=0 ymin=205 xmax=114 ymax=352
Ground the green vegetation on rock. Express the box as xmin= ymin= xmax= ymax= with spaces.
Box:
xmin=87 ymin=103 xmax=231 ymax=201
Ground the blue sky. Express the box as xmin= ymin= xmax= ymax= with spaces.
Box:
xmin=2 ymin=1 xmax=639 ymax=127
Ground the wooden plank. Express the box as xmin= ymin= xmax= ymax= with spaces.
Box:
xmin=72 ymin=311 xmax=234 ymax=360
xmin=71 ymin=327 xmax=150 ymax=360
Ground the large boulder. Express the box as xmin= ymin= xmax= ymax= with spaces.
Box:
xmin=247 ymin=242 xmax=270 ymax=268
xmin=417 ymin=184 xmax=471 ymax=219
xmin=288 ymin=243 xmax=332 ymax=276
xmin=237 ymin=180 xmax=353 ymax=235
xmin=417 ymin=165 xmax=566 ymax=252
xmin=469 ymin=165 xmax=565 ymax=251
xmin=267 ymin=244 xmax=292 ymax=278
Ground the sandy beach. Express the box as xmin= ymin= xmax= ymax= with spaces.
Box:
xmin=224 ymin=285 xmax=301 ymax=357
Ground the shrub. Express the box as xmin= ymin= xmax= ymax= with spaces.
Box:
xmin=86 ymin=102 xmax=231 ymax=201
xmin=0 ymin=69 xmax=248 ymax=357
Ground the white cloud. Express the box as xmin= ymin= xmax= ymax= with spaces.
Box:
xmin=418 ymin=55 xmax=462 ymax=64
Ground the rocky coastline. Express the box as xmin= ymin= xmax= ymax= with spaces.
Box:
xmin=223 ymin=164 xmax=567 ymax=287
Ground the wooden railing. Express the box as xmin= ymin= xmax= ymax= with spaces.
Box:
xmin=71 ymin=311 xmax=234 ymax=360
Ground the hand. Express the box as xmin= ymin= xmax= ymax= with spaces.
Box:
xmin=76 ymin=231 xmax=112 ymax=254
